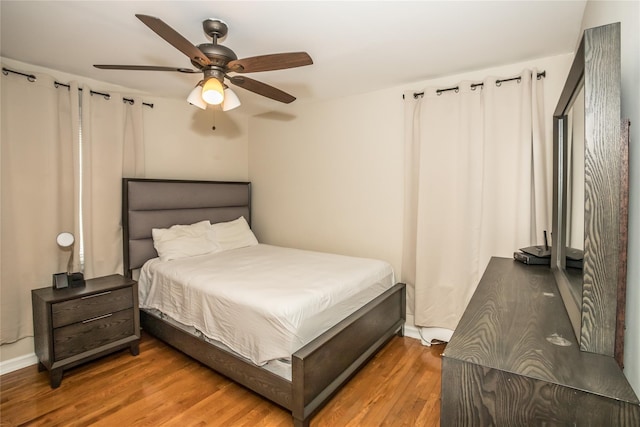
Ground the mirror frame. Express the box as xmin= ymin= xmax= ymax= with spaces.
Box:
xmin=551 ymin=22 xmax=622 ymax=358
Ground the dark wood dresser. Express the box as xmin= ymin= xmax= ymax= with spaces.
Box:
xmin=441 ymin=257 xmax=640 ymax=425
xmin=32 ymin=274 xmax=140 ymax=388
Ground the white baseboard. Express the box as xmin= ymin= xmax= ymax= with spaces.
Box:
xmin=0 ymin=353 xmax=37 ymax=376
xmin=404 ymin=323 xmax=454 ymax=347
xmin=404 ymin=323 xmax=422 ymax=341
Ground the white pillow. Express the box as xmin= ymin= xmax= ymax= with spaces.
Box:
xmin=211 ymin=216 xmax=259 ymax=251
xmin=152 ymin=220 xmax=221 ymax=261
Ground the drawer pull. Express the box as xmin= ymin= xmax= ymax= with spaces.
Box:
xmin=81 ymin=291 xmax=112 ymax=300
xmin=82 ymin=313 xmax=112 ymax=324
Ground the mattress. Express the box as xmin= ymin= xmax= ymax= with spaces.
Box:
xmin=138 ymin=244 xmax=395 ymax=366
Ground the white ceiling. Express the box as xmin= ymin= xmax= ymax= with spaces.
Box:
xmin=1 ymin=1 xmax=586 ymax=115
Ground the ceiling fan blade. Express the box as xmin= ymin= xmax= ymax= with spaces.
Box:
xmin=94 ymin=65 xmax=200 ymax=73
xmin=135 ymin=14 xmax=211 ymax=67
xmin=228 ymin=52 xmax=313 ymax=73
xmin=229 ymin=76 xmax=296 ymax=104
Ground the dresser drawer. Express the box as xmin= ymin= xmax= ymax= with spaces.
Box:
xmin=52 ymin=287 xmax=133 ymax=328
xmin=53 ymin=308 xmax=135 ymax=360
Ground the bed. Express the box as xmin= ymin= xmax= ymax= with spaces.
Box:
xmin=122 ymin=178 xmax=406 ymax=427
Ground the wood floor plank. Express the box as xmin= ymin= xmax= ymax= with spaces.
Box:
xmin=0 ymin=332 xmax=443 ymax=426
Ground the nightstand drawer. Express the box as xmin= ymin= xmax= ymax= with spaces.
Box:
xmin=53 ymin=308 xmax=135 ymax=360
xmin=52 ymin=287 xmax=133 ymax=328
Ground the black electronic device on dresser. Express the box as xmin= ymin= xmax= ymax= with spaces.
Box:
xmin=31 ymin=274 xmax=140 ymax=388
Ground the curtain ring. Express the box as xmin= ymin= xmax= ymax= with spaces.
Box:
xmin=90 ymin=91 xmax=111 ymax=100
xmin=2 ymin=68 xmax=37 ymax=82
xmin=517 ymin=77 xmax=522 ymax=84
xmin=495 ymin=81 xmax=502 ymax=87
xmin=123 ymin=98 xmax=134 ymax=105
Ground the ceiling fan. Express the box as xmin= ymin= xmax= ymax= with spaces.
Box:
xmin=94 ymin=14 xmax=313 ymax=110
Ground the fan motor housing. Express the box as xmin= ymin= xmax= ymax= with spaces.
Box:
xmin=194 ymin=43 xmax=237 ymax=68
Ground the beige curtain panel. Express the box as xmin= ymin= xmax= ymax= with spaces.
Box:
xmin=81 ymin=88 xmax=145 ymax=279
xmin=1 ymin=72 xmax=80 ymax=344
xmin=402 ymin=69 xmax=550 ymax=336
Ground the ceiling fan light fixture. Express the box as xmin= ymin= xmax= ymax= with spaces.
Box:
xmin=222 ymin=88 xmax=241 ymax=111
xmin=202 ymin=78 xmax=224 ymax=105
xmin=95 ymin=15 xmax=312 ymax=107
xmin=187 ymin=82 xmax=207 ymax=109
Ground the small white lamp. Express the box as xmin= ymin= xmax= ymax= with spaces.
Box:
xmin=52 ymin=232 xmax=85 ymax=289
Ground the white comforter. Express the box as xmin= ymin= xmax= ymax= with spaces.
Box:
xmin=138 ymin=244 xmax=395 ymax=365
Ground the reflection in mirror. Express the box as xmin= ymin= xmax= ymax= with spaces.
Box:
xmin=566 ymin=87 xmax=584 ymax=253
xmin=562 ymin=86 xmax=585 ymax=308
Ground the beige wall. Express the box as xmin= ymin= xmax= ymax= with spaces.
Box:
xmin=580 ymin=0 xmax=640 ymax=396
xmin=0 ymin=58 xmax=250 ymax=365
xmin=143 ymin=99 xmax=248 ymax=181
xmin=248 ymin=90 xmax=404 ymax=264
xmin=249 ymin=53 xmax=573 ymax=324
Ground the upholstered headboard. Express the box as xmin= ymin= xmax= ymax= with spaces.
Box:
xmin=122 ymin=178 xmax=252 ymax=277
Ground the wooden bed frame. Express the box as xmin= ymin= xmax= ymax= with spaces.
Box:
xmin=122 ymin=178 xmax=406 ymax=427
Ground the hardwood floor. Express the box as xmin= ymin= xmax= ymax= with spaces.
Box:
xmin=0 ymin=332 xmax=443 ymax=426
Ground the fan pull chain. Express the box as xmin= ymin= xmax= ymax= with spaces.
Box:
xmin=212 ymin=108 xmax=216 ymax=131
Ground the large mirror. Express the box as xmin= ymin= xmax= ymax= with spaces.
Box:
xmin=551 ymin=22 xmax=624 ymax=360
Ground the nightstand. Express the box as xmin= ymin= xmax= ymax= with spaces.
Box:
xmin=31 ymin=274 xmax=140 ymax=388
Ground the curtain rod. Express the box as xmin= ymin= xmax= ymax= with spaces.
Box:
xmin=410 ymin=70 xmax=546 ymax=99
xmin=54 ymin=81 xmax=154 ymax=108
xmin=2 ymin=67 xmax=154 ymax=108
